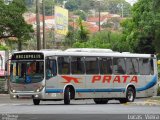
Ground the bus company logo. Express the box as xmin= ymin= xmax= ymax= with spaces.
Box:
xmin=61 ymin=76 xmax=82 ymax=83
xmin=92 ymin=75 xmax=138 ymax=83
xmin=61 ymin=75 xmax=138 ymax=84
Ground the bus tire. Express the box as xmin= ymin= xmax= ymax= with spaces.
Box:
xmin=94 ymin=98 xmax=108 ymax=104
xmin=64 ymin=87 xmax=71 ymax=105
xmin=33 ymin=99 xmax=40 ymax=105
xmin=126 ymin=87 xmax=135 ymax=102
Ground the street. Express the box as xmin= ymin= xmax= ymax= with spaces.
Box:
xmin=0 ymin=95 xmax=160 ymax=120
xmin=0 ymin=94 xmax=160 ymax=114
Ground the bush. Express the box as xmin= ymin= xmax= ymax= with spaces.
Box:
xmin=0 ymin=45 xmax=8 ymax=50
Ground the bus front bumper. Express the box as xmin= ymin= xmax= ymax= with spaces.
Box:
xmin=10 ymin=91 xmax=43 ymax=99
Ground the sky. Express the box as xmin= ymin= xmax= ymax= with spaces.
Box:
xmin=125 ymin=0 xmax=137 ymax=5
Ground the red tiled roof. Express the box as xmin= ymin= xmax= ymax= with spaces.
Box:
xmin=69 ymin=21 xmax=100 ymax=33
xmin=26 ymin=15 xmax=54 ymax=24
xmin=87 ymin=14 xmax=113 ymax=22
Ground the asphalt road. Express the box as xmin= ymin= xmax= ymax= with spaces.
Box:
xmin=0 ymin=94 xmax=160 ymax=120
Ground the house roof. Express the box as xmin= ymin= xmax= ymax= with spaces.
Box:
xmin=26 ymin=15 xmax=54 ymax=24
xmin=69 ymin=21 xmax=100 ymax=33
xmin=24 ymin=13 xmax=104 ymax=33
xmin=87 ymin=14 xmax=120 ymax=22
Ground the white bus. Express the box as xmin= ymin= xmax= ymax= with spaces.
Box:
xmin=8 ymin=48 xmax=158 ymax=105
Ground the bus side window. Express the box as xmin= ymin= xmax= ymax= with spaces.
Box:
xmin=85 ymin=57 xmax=99 ymax=74
xmin=71 ymin=57 xmax=85 ymax=74
xmin=126 ymin=58 xmax=138 ymax=75
xmin=58 ymin=56 xmax=70 ymax=75
xmin=150 ymin=59 xmax=154 ymax=75
xmin=139 ymin=58 xmax=151 ymax=75
xmin=113 ymin=58 xmax=126 ymax=75
xmin=46 ymin=57 xmax=57 ymax=79
xmin=99 ymin=57 xmax=112 ymax=74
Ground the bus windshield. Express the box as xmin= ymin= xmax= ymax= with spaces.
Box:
xmin=10 ymin=61 xmax=44 ymax=84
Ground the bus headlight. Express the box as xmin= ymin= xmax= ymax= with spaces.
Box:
xmin=11 ymin=89 xmax=16 ymax=93
xmin=36 ymin=89 xmax=40 ymax=92
xmin=35 ymin=86 xmax=44 ymax=92
xmin=12 ymin=90 xmax=16 ymax=93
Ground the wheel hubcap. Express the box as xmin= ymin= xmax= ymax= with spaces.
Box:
xmin=128 ymin=91 xmax=133 ymax=101
xmin=69 ymin=91 xmax=71 ymax=100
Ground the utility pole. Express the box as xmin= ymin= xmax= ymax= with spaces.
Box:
xmin=98 ymin=1 xmax=101 ymax=31
xmin=121 ymin=3 xmax=124 ymax=18
xmin=42 ymin=0 xmax=46 ymax=49
xmin=36 ymin=0 xmax=41 ymax=50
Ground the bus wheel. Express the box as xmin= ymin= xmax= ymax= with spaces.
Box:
xmin=33 ymin=99 xmax=40 ymax=105
xmin=126 ymin=87 xmax=135 ymax=102
xmin=64 ymin=87 xmax=71 ymax=105
xmin=94 ymin=98 xmax=108 ymax=104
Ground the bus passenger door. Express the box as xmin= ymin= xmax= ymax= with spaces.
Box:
xmin=45 ymin=57 xmax=58 ymax=98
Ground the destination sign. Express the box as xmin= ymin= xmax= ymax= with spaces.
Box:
xmin=11 ymin=53 xmax=44 ymax=60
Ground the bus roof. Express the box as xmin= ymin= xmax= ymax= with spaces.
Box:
xmin=12 ymin=49 xmax=156 ymax=58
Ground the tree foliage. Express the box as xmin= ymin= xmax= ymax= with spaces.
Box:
xmin=63 ymin=0 xmax=131 ymax=17
xmin=74 ymin=10 xmax=87 ymax=20
xmin=72 ymin=30 xmax=129 ymax=52
xmin=64 ymin=18 xmax=89 ymax=48
xmin=102 ymin=0 xmax=132 ymax=17
xmin=41 ymin=0 xmax=55 ymax=16
xmin=76 ymin=18 xmax=89 ymax=42
xmin=0 ymin=0 xmax=34 ymax=50
xmin=0 ymin=45 xmax=8 ymax=50
xmin=65 ymin=0 xmax=79 ymax=11
xmin=121 ymin=0 xmax=160 ymax=54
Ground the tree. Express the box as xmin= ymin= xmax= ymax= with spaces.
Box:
xmin=0 ymin=0 xmax=34 ymax=51
xmin=0 ymin=45 xmax=8 ymax=50
xmin=121 ymin=0 xmax=160 ymax=54
xmin=65 ymin=0 xmax=79 ymax=11
xmin=64 ymin=18 xmax=89 ymax=48
xmin=104 ymin=0 xmax=131 ymax=17
xmin=76 ymin=18 xmax=89 ymax=42
xmin=72 ymin=30 xmax=128 ymax=52
xmin=79 ymin=0 xmax=92 ymax=13
xmin=64 ymin=26 xmax=75 ymax=48
xmin=74 ymin=10 xmax=87 ymax=21
xmin=40 ymin=0 xmax=55 ymax=16
xmin=152 ymin=0 xmax=160 ymax=53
